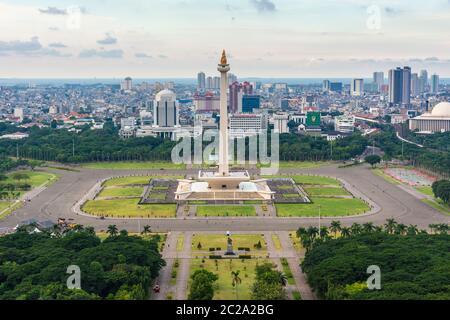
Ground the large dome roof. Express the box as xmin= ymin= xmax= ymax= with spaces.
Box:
xmin=155 ymin=89 xmax=176 ymax=101
xmin=431 ymin=102 xmax=450 ymax=117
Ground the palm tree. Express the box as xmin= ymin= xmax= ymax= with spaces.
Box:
xmin=436 ymin=224 xmax=449 ymax=235
xmin=350 ymin=223 xmax=362 ymax=235
xmin=319 ymin=226 xmax=329 ymax=239
xmin=231 ymin=271 xmax=242 ymax=299
xmin=341 ymin=227 xmax=351 ymax=238
xmin=141 ymin=225 xmax=151 ymax=235
xmin=330 ymin=220 xmax=341 ymax=238
xmin=107 ymin=224 xmax=118 ymax=237
xmin=362 ymin=222 xmax=374 ymax=233
xmin=306 ymin=226 xmax=319 ymax=240
xmin=374 ymin=225 xmax=383 ymax=233
xmin=384 ymin=218 xmax=397 ymax=234
xmin=73 ymin=224 xmax=84 ymax=232
xmin=406 ymin=225 xmax=419 ymax=235
xmin=428 ymin=223 xmax=438 ymax=234
xmin=278 ymin=272 xmax=288 ymax=287
xmin=395 ymin=223 xmax=407 ymax=235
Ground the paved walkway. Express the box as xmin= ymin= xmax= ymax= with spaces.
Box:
xmin=152 ymin=231 xmax=178 ymax=300
xmin=277 ymin=231 xmax=315 ymax=300
xmin=176 ymin=232 xmax=192 ymax=300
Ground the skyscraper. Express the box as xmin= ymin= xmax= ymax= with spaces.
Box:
xmin=229 ymin=81 xmax=253 ymax=113
xmin=419 ymin=70 xmax=428 ymax=93
xmin=153 ymin=89 xmax=179 ymax=127
xmin=411 ymin=73 xmax=420 ymax=97
xmin=197 ymin=72 xmax=206 ymax=90
xmin=431 ymin=74 xmax=440 ymax=94
xmin=206 ymin=76 xmax=213 ymax=89
xmin=402 ymin=67 xmax=411 ymax=106
xmin=351 ymin=78 xmax=364 ymax=96
xmin=389 ymin=68 xmax=403 ymax=105
xmin=121 ymin=77 xmax=132 ymax=91
xmin=323 ymin=80 xmax=330 ymax=92
xmin=373 ymin=72 xmax=384 ymax=90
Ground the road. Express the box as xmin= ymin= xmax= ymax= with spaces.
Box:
xmin=1 ymin=164 xmax=449 ymax=232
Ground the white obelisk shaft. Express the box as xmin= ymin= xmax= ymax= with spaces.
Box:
xmin=218 ymin=59 xmax=230 ymax=176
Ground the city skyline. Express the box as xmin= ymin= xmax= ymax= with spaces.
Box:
xmin=1 ymin=0 xmax=450 ymax=78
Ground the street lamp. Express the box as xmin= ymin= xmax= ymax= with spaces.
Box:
xmin=318 ymin=205 xmax=321 ymax=238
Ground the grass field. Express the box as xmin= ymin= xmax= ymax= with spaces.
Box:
xmin=291 ymin=175 xmax=340 ymax=186
xmin=292 ymin=291 xmax=302 ymax=300
xmin=176 ymin=234 xmax=185 ymax=252
xmin=0 ymin=202 xmax=11 ymax=211
xmin=415 ymin=186 xmax=434 ymax=197
xmin=271 ymin=234 xmax=282 ymax=251
xmin=4 ymin=170 xmax=58 ymax=188
xmin=82 ymin=199 xmax=176 ymax=218
xmin=304 ymin=187 xmax=350 ymax=197
xmin=258 ymin=161 xmax=330 ymax=169
xmin=83 ymin=161 xmax=186 ymax=170
xmin=191 ymin=234 xmax=267 ymax=255
xmin=196 ymin=205 xmax=256 ymax=217
xmin=189 ymin=258 xmax=269 ymax=300
xmin=103 ymin=175 xmax=182 ymax=187
xmin=97 ymin=187 xmax=144 ymax=198
xmin=276 ymin=198 xmax=369 ymax=217
xmin=280 ymin=258 xmax=295 ymax=285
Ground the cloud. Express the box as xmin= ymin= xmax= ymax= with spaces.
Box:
xmin=38 ymin=7 xmax=67 ymax=15
xmin=424 ymin=57 xmax=440 ymax=62
xmin=250 ymin=0 xmax=276 ymax=13
xmin=79 ymin=49 xmax=123 ymax=58
xmin=135 ymin=53 xmax=152 ymax=58
xmin=384 ymin=7 xmax=404 ymax=15
xmin=48 ymin=26 xmax=60 ymax=32
xmin=158 ymin=54 xmax=168 ymax=59
xmin=48 ymin=42 xmax=67 ymax=48
xmin=0 ymin=36 xmax=42 ymax=52
xmin=41 ymin=49 xmax=72 ymax=57
xmin=97 ymin=33 xmax=118 ymax=45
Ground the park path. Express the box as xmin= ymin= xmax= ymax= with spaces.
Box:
xmin=277 ymin=231 xmax=316 ymax=300
xmin=152 ymin=231 xmax=178 ymax=300
xmin=176 ymin=232 xmax=192 ymax=300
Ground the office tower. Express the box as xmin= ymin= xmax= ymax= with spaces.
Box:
xmin=121 ymin=77 xmax=132 ymax=91
xmin=153 ymin=89 xmax=179 ymax=127
xmin=431 ymin=74 xmax=439 ymax=93
xmin=351 ymin=78 xmax=364 ymax=96
xmin=206 ymin=76 xmax=213 ymax=89
xmin=389 ymin=68 xmax=403 ymax=105
xmin=197 ymin=72 xmax=206 ymax=90
xmin=242 ymin=95 xmax=261 ymax=113
xmin=213 ymin=76 xmax=221 ymax=89
xmin=419 ymin=70 xmax=428 ymax=93
xmin=402 ymin=67 xmax=411 ymax=106
xmin=373 ymin=72 xmax=384 ymax=90
xmin=323 ymin=80 xmax=330 ymax=92
xmin=411 ymin=73 xmax=420 ymax=97
xmin=229 ymin=81 xmax=253 ymax=113
xmin=329 ymin=82 xmax=343 ymax=92
xmin=228 ymin=73 xmax=237 ymax=85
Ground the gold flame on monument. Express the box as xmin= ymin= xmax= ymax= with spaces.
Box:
xmin=220 ymin=49 xmax=227 ymax=65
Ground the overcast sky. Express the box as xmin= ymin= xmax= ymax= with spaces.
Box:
xmin=1 ymin=0 xmax=450 ymax=78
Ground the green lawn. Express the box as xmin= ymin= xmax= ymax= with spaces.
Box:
xmin=4 ymin=170 xmax=58 ymax=188
xmin=292 ymin=291 xmax=302 ymax=300
xmin=0 ymin=202 xmax=12 ymax=211
xmin=280 ymin=258 xmax=295 ymax=285
xmin=176 ymin=234 xmax=185 ymax=252
xmin=82 ymin=199 xmax=176 ymax=218
xmin=415 ymin=186 xmax=434 ymax=197
xmin=82 ymin=161 xmax=186 ymax=170
xmin=196 ymin=205 xmax=256 ymax=217
xmin=291 ymin=175 xmax=340 ymax=186
xmin=271 ymin=234 xmax=282 ymax=251
xmin=103 ymin=175 xmax=182 ymax=187
xmin=97 ymin=187 xmax=144 ymax=198
xmin=372 ymin=169 xmax=401 ymax=185
xmin=276 ymin=198 xmax=370 ymax=217
xmin=189 ymin=258 xmax=269 ymax=300
xmin=304 ymin=187 xmax=350 ymax=197
xmin=192 ymin=234 xmax=267 ymax=255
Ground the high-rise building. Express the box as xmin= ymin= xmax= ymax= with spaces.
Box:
xmin=329 ymin=82 xmax=343 ymax=92
xmin=323 ymin=80 xmax=330 ymax=92
xmin=213 ymin=76 xmax=221 ymax=89
xmin=373 ymin=72 xmax=384 ymax=90
xmin=197 ymin=72 xmax=206 ymax=90
xmin=228 ymin=73 xmax=237 ymax=85
xmin=431 ymin=74 xmax=439 ymax=94
xmin=153 ymin=89 xmax=179 ymax=127
xmin=411 ymin=73 xmax=420 ymax=97
xmin=419 ymin=70 xmax=428 ymax=93
xmin=351 ymin=78 xmax=364 ymax=96
xmin=206 ymin=76 xmax=213 ymax=89
xmin=389 ymin=68 xmax=404 ymax=105
xmin=121 ymin=77 xmax=132 ymax=91
xmin=402 ymin=67 xmax=411 ymax=106
xmin=242 ymin=95 xmax=261 ymax=113
xmin=229 ymin=81 xmax=253 ymax=113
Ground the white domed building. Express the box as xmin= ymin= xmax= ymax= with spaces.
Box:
xmin=409 ymin=102 xmax=450 ymax=133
